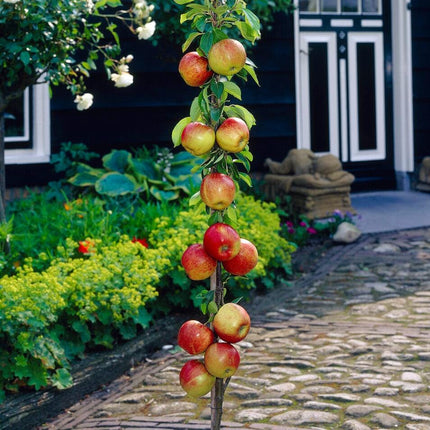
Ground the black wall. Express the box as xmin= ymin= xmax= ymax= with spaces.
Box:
xmin=411 ymin=0 xmax=430 ymax=165
xmin=6 ymin=12 xmax=296 ymax=188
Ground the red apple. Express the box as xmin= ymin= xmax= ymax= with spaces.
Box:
xmin=204 ymin=342 xmax=240 ymax=379
xmin=213 ymin=302 xmax=251 ymax=343
xmin=181 ymin=243 xmax=217 ymax=280
xmin=177 ymin=320 xmax=215 ymax=355
xmin=208 ymin=39 xmax=246 ymax=76
xmin=179 ymin=359 xmax=216 ymax=398
xmin=200 ymin=173 xmax=236 ymax=210
xmin=222 ymin=238 xmax=258 ymax=276
xmin=181 ymin=122 xmax=215 ymax=156
xmin=179 ymin=51 xmax=213 ymax=87
xmin=216 ymin=117 xmax=249 ymax=153
xmin=203 ymin=223 xmax=241 ymax=261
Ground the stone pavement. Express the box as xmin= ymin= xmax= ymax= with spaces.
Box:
xmin=40 ymin=227 xmax=430 ymax=430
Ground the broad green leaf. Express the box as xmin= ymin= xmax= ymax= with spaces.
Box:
xmin=172 ymin=116 xmax=192 ymax=147
xmin=243 ymin=63 xmax=260 ymax=86
xmin=102 ymin=150 xmax=132 ymax=173
xmin=68 ymin=164 xmax=104 ymax=187
xmin=210 ymin=80 xmax=224 ymax=99
xmin=223 ymin=81 xmax=242 ymax=100
xmin=243 ymin=8 xmax=261 ymax=35
xmin=224 ymin=104 xmax=256 ymax=129
xmin=174 ymin=0 xmax=194 ymax=4
xmin=95 ymin=173 xmax=137 ymax=196
xmin=51 ymin=368 xmax=73 ymax=390
xmin=238 ymin=171 xmax=253 ymax=187
xmin=235 ymin=21 xmax=259 ymax=43
xmin=190 ymin=96 xmax=202 ymax=121
xmin=182 ymin=32 xmax=202 ymax=52
xmin=150 ymin=187 xmax=179 ymax=201
xmin=200 ymin=31 xmax=214 ymax=56
xmin=132 ymin=159 xmax=160 ymax=181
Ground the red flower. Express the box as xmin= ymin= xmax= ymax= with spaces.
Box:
xmin=132 ymin=237 xmax=149 ymax=248
xmin=78 ymin=239 xmax=96 ymax=255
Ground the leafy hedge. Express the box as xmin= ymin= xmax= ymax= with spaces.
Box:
xmin=0 ymin=193 xmax=295 ymax=402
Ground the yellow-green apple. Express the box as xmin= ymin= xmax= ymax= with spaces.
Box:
xmin=216 ymin=117 xmax=249 ymax=153
xmin=204 ymin=342 xmax=240 ymax=378
xmin=200 ymin=172 xmax=236 ymax=210
xmin=203 ymin=223 xmax=241 ymax=261
xmin=179 ymin=51 xmax=213 ymax=87
xmin=222 ymin=238 xmax=258 ymax=276
xmin=181 ymin=122 xmax=215 ymax=156
xmin=213 ymin=302 xmax=251 ymax=343
xmin=177 ymin=320 xmax=215 ymax=355
xmin=208 ymin=39 xmax=246 ymax=76
xmin=179 ymin=359 xmax=216 ymax=398
xmin=181 ymin=243 xmax=217 ymax=280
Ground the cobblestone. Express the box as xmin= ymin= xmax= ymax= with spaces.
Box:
xmin=41 ymin=228 xmax=430 ymax=430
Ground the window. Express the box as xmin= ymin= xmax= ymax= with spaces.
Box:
xmin=4 ymin=84 xmax=50 ymax=164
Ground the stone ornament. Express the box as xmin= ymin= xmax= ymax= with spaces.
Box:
xmin=263 ymin=149 xmax=356 ymax=219
xmin=416 ymin=156 xmax=430 ymax=192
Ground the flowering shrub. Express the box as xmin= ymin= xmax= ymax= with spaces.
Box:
xmin=0 ymin=192 xmax=295 ymax=401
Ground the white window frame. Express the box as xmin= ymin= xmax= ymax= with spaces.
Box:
xmin=5 ymin=83 xmax=51 ymax=165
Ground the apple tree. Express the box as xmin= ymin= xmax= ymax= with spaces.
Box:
xmin=0 ymin=0 xmax=156 ymax=242
xmin=171 ymin=0 xmax=262 ymax=428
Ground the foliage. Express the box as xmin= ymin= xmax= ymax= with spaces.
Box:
xmin=67 ymin=146 xmax=201 ymax=201
xmin=151 ymin=0 xmax=294 ymax=47
xmin=0 ymin=0 xmax=155 ymax=108
xmin=0 ymin=190 xmax=295 ymax=401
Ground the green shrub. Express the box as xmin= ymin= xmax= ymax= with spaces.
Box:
xmin=0 ymin=192 xmax=295 ymax=402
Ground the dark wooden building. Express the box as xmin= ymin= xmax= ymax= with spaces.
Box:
xmin=4 ymin=0 xmax=429 ymax=192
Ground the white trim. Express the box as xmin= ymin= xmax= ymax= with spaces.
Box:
xmin=339 ymin=59 xmax=349 ymax=163
xmin=294 ymin=0 xmax=303 ymax=152
xmin=4 ymin=89 xmax=30 ymax=143
xmin=299 ymin=19 xmax=323 ymax=27
xmin=361 ymin=19 xmax=383 ymax=27
xmin=5 ymin=83 xmax=51 ymax=165
xmin=331 ymin=19 xmax=354 ymax=27
xmin=348 ymin=31 xmax=386 ymax=161
xmin=298 ymin=31 xmax=339 ymax=157
xmin=391 ymin=0 xmax=414 ymax=173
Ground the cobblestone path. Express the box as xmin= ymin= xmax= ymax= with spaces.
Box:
xmin=42 ymin=228 xmax=430 ymax=430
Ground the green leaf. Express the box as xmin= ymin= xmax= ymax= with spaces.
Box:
xmin=19 ymin=51 xmax=31 ymax=66
xmin=189 ymin=190 xmax=202 ymax=206
xmin=208 ymin=301 xmax=218 ymax=314
xmin=51 ymin=368 xmax=73 ymax=390
xmin=243 ymin=8 xmax=261 ymax=35
xmin=238 ymin=171 xmax=253 ymax=187
xmin=135 ymin=307 xmax=152 ymax=329
xmin=149 ymin=187 xmax=180 ymax=201
xmin=172 ymin=117 xmax=192 ymax=147
xmin=174 ymin=0 xmax=194 ymax=4
xmin=190 ymin=97 xmax=202 ymax=121
xmin=243 ymin=64 xmax=260 ymax=86
xmin=223 ymin=81 xmax=242 ymax=100
xmin=102 ymin=150 xmax=132 ymax=173
xmin=200 ymin=31 xmax=214 ymax=56
xmin=224 ymin=105 xmax=256 ymax=129
xmin=210 ymin=80 xmax=224 ymax=99
xmin=235 ymin=21 xmax=259 ymax=43
xmin=68 ymin=164 xmax=104 ymax=187
xmin=182 ymin=32 xmax=202 ymax=52
xmin=95 ymin=173 xmax=137 ymax=196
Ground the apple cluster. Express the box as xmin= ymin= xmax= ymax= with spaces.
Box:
xmin=178 ymin=39 xmax=250 ymax=157
xmin=178 ymin=302 xmax=251 ymax=398
xmin=175 ymin=33 xmax=259 ymax=404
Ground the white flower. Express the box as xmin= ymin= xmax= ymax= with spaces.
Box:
xmin=118 ymin=63 xmax=129 ymax=74
xmin=4 ymin=0 xmax=20 ymax=3
xmin=136 ymin=21 xmax=156 ymax=40
xmin=74 ymin=93 xmax=94 ymax=111
xmin=111 ymin=72 xmax=133 ymax=88
xmin=125 ymin=54 xmax=134 ymax=63
xmin=86 ymin=0 xmax=94 ymax=12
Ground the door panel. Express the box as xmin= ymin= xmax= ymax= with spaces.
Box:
xmin=295 ymin=0 xmax=392 ymax=171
